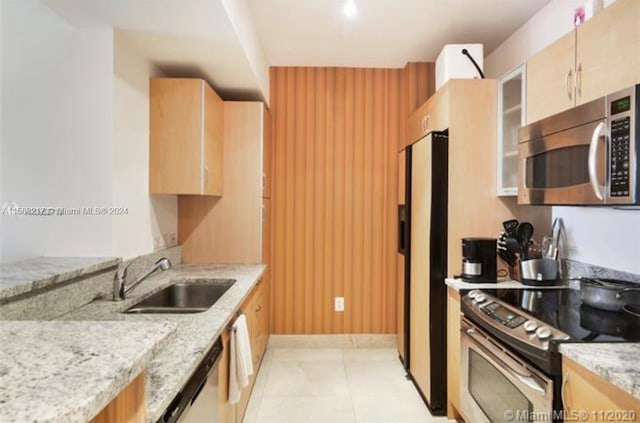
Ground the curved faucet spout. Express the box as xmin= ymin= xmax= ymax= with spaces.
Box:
xmin=113 ymin=257 xmax=173 ymax=301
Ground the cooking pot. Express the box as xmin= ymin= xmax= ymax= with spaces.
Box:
xmin=579 ymin=278 xmax=640 ymax=312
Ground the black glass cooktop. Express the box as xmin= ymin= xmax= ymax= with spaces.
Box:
xmin=481 ymin=288 xmax=640 ymax=342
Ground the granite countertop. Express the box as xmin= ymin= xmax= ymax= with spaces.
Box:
xmin=445 ymin=277 xmax=572 ymax=291
xmin=61 ymin=263 xmax=266 ymax=423
xmin=559 ymin=343 xmax=640 ymax=400
xmin=0 ymin=257 xmax=121 ymax=302
xmin=0 ymin=320 xmax=176 ymax=423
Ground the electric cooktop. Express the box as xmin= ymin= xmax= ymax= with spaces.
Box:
xmin=481 ymin=287 xmax=640 ymax=343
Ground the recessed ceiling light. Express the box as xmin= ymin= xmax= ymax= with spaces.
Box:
xmin=343 ymin=1 xmax=357 ymax=18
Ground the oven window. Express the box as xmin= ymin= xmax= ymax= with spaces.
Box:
xmin=470 ymin=350 xmax=533 ymax=422
xmin=525 ymin=146 xmax=589 ymax=189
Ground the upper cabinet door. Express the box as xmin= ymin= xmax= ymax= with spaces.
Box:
xmin=150 ymin=78 xmax=224 ymax=196
xmin=575 ymin=0 xmax=640 ymax=105
xmin=526 ymin=31 xmax=576 ymax=124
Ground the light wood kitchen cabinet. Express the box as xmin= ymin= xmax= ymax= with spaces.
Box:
xmin=409 ymin=135 xmax=432 ymax=401
xmin=575 ymin=0 xmax=640 ymax=105
xmin=562 ymin=356 xmax=640 ymax=422
xmin=526 ymin=31 xmax=576 ymax=124
xmin=446 ymin=288 xmax=463 ymax=421
xmin=405 ymin=86 xmax=449 ymax=150
xmin=235 ymin=279 xmax=270 ymax=423
xmin=90 ymin=373 xmax=145 ymax=423
xmin=236 ymin=289 xmax=256 ymax=423
xmin=179 ymin=102 xmax=270 ymax=264
xmin=526 ymin=0 xmax=640 ymax=123
xmin=150 ymin=78 xmax=224 ymax=195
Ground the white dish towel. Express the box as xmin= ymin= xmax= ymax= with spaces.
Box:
xmin=228 ymin=314 xmax=254 ymax=404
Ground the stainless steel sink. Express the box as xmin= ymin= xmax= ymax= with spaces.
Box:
xmin=124 ymin=280 xmax=235 ymax=314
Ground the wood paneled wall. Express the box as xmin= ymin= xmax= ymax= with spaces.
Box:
xmin=405 ymin=62 xmax=436 ymax=117
xmin=270 ymin=64 xmax=433 ymax=334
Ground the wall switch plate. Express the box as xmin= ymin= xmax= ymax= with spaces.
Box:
xmin=335 ymin=297 xmax=345 ymax=312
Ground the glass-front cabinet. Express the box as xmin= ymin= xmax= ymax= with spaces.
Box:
xmin=497 ymin=64 xmax=526 ymax=196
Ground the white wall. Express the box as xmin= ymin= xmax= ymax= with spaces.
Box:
xmin=1 ymin=0 xmax=114 ymax=262
xmin=112 ymin=32 xmax=177 ymax=260
xmin=0 ymin=1 xmax=179 ymax=263
xmin=485 ymin=0 xmax=640 ymax=274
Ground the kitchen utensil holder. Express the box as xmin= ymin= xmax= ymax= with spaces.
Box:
xmin=520 ymin=258 xmax=559 ymax=286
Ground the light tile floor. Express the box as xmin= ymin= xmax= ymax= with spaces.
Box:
xmin=243 ymin=346 xmax=451 ymax=423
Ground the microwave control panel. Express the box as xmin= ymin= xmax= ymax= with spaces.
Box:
xmin=610 ymin=116 xmax=631 ymax=197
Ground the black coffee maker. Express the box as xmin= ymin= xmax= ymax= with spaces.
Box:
xmin=461 ymin=238 xmax=497 ymax=282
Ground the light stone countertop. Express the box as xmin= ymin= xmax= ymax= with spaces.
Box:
xmin=0 ymin=320 xmax=176 ymax=423
xmin=61 ymin=263 xmax=266 ymax=423
xmin=559 ymin=343 xmax=640 ymax=400
xmin=0 ymin=257 xmax=120 ymax=302
xmin=445 ymin=277 xmax=570 ymax=291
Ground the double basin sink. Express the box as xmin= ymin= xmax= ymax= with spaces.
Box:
xmin=124 ymin=279 xmax=235 ymax=314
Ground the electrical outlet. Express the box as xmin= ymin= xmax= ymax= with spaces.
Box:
xmin=335 ymin=297 xmax=345 ymax=312
xmin=163 ymin=232 xmax=177 ymax=248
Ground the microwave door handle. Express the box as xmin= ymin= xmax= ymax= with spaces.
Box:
xmin=464 ymin=328 xmax=546 ymax=395
xmin=588 ymin=121 xmax=605 ymax=201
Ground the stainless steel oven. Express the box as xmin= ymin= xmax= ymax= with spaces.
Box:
xmin=518 ymin=84 xmax=639 ymax=205
xmin=461 ymin=318 xmax=554 ymax=423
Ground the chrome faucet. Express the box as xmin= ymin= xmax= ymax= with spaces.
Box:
xmin=113 ymin=257 xmax=172 ymax=301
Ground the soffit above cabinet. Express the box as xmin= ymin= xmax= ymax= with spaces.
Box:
xmin=42 ymin=0 xmax=268 ymax=102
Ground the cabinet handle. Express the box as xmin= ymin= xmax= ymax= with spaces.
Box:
xmin=576 ymin=63 xmax=582 ymax=98
xmin=561 ymin=372 xmax=571 ymax=412
xmin=204 ymin=164 xmax=209 ymax=187
xmin=565 ymin=68 xmax=573 ymax=101
xmin=421 ymin=114 xmax=430 ymax=134
xmin=255 ymin=305 xmax=262 ymax=312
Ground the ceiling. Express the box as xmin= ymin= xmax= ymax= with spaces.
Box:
xmin=248 ymin=0 xmax=550 ymax=68
xmin=41 ymin=0 xmax=550 ymax=101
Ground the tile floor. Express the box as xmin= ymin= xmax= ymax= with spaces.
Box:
xmin=243 ymin=346 xmax=451 ymax=423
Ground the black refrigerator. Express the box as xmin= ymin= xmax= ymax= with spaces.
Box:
xmin=398 ymin=130 xmax=448 ymax=416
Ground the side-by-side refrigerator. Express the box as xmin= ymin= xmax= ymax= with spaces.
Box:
xmin=397 ymin=130 xmax=448 ymax=416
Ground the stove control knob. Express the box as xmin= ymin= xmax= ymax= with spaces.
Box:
xmin=535 ymin=327 xmax=552 ymax=340
xmin=523 ymin=320 xmax=538 ymax=333
xmin=474 ymin=293 xmax=486 ymax=304
xmin=468 ymin=290 xmax=480 ymax=299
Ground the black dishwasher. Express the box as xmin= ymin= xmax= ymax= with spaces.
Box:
xmin=160 ymin=337 xmax=223 ymax=423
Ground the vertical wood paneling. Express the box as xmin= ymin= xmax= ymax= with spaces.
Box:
xmin=270 ymin=64 xmax=434 ymax=334
xmin=405 ymin=62 xmax=436 ymax=117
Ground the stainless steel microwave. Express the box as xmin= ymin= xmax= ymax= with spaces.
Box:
xmin=518 ymin=84 xmax=638 ymax=205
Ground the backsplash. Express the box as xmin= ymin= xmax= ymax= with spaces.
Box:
xmin=564 ymin=259 xmax=640 ymax=284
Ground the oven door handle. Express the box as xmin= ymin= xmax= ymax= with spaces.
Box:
xmin=588 ymin=121 xmax=605 ymax=201
xmin=464 ymin=328 xmax=547 ymax=395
